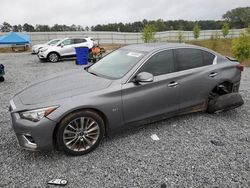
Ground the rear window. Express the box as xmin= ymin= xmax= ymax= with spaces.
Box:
xmin=202 ymin=50 xmax=215 ymax=66
xmin=175 ymin=48 xmax=203 ymax=71
xmin=74 ymin=39 xmax=87 ymax=44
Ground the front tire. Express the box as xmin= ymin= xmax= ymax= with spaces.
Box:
xmin=48 ymin=52 xmax=60 ymax=63
xmin=56 ymin=110 xmax=105 ymax=156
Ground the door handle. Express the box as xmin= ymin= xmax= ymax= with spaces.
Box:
xmin=209 ymin=72 xmax=218 ymax=78
xmin=168 ymin=81 xmax=179 ymax=87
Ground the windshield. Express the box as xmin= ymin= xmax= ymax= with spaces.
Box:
xmin=47 ymin=39 xmax=60 ymax=45
xmin=88 ymin=49 xmax=146 ymax=79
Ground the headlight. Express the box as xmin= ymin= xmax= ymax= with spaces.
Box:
xmin=40 ymin=48 xmax=48 ymax=52
xmin=19 ymin=106 xmax=58 ymax=122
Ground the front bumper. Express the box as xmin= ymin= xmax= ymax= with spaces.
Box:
xmin=10 ymin=100 xmax=57 ymax=151
xmin=37 ymin=52 xmax=47 ymax=60
xmin=31 ymin=49 xmax=38 ymax=54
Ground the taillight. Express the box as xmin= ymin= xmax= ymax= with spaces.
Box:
xmin=236 ymin=64 xmax=244 ymax=72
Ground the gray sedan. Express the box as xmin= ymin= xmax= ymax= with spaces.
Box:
xmin=9 ymin=43 xmax=243 ymax=155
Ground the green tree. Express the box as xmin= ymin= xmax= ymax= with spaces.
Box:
xmin=85 ymin=26 xmax=89 ymax=31
xmin=23 ymin=23 xmax=35 ymax=32
xmin=223 ymin=7 xmax=250 ymax=28
xmin=77 ymin=25 xmax=84 ymax=31
xmin=142 ymin=24 xmax=156 ymax=43
xmin=51 ymin=24 xmax=62 ymax=31
xmin=0 ymin=22 xmax=12 ymax=32
xmin=70 ymin=24 xmax=77 ymax=31
xmin=222 ymin=22 xmax=230 ymax=38
xmin=35 ymin=25 xmax=50 ymax=32
xmin=155 ymin=19 xmax=168 ymax=31
xmin=17 ymin=24 xmax=22 ymax=32
xmin=210 ymin=31 xmax=220 ymax=50
xmin=193 ymin=23 xmax=200 ymax=40
xmin=12 ymin=25 xmax=18 ymax=32
xmin=177 ymin=30 xmax=185 ymax=43
xmin=232 ymin=29 xmax=250 ymax=62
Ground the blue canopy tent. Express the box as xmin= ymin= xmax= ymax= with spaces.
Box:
xmin=0 ymin=32 xmax=30 ymax=44
xmin=0 ymin=32 xmax=30 ymax=51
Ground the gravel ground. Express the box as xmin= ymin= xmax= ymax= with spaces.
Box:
xmin=0 ymin=53 xmax=250 ymax=188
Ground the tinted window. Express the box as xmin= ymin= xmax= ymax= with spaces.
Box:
xmin=74 ymin=39 xmax=87 ymax=44
xmin=202 ymin=50 xmax=215 ymax=66
xmin=175 ymin=48 xmax=203 ymax=71
xmin=138 ymin=50 xmax=174 ymax=76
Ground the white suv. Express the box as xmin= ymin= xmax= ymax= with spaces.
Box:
xmin=38 ymin=37 xmax=95 ymax=62
xmin=31 ymin=39 xmax=61 ymax=54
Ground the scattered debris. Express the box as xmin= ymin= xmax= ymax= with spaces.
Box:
xmin=210 ymin=139 xmax=225 ymax=146
xmin=151 ymin=134 xmax=160 ymax=141
xmin=48 ymin=179 xmax=68 ymax=186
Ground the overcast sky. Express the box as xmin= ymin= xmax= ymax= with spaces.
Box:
xmin=0 ymin=0 xmax=249 ymax=27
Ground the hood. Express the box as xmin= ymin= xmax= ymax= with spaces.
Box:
xmin=33 ymin=44 xmax=46 ymax=49
xmin=17 ymin=69 xmax=112 ymax=105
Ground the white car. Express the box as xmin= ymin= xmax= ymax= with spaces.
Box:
xmin=38 ymin=37 xmax=95 ymax=62
xmin=31 ymin=39 xmax=61 ymax=54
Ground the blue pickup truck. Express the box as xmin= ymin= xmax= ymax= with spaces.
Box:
xmin=0 ymin=64 xmax=5 ymax=82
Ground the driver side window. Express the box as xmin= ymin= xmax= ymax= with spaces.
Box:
xmin=138 ymin=50 xmax=175 ymax=76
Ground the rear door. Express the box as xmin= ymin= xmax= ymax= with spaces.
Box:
xmin=173 ymin=48 xmax=218 ymax=111
xmin=122 ymin=49 xmax=180 ymax=124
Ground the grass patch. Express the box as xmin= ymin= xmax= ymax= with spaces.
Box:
xmin=187 ymin=39 xmax=250 ymax=66
xmin=0 ymin=47 xmax=30 ymax=53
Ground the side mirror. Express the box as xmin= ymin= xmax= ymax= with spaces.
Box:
xmin=59 ymin=43 xmax=64 ymax=48
xmin=134 ymin=72 xmax=154 ymax=84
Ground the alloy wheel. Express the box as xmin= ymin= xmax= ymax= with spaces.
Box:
xmin=49 ymin=53 xmax=59 ymax=62
xmin=63 ymin=117 xmax=100 ymax=152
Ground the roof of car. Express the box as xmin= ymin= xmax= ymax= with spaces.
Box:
xmin=121 ymin=43 xmax=201 ymax=52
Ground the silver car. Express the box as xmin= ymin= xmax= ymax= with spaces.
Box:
xmin=10 ymin=43 xmax=243 ymax=155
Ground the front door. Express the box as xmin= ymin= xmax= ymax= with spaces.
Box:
xmin=122 ymin=49 xmax=180 ymax=124
xmin=59 ymin=39 xmax=75 ymax=57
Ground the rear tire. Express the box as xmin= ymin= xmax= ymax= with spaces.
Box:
xmin=207 ymin=93 xmax=244 ymax=113
xmin=0 ymin=76 xmax=4 ymax=82
xmin=56 ymin=110 xmax=105 ymax=156
xmin=48 ymin=52 xmax=60 ymax=63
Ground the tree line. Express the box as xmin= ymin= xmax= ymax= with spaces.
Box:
xmin=0 ymin=23 xmax=87 ymax=32
xmin=0 ymin=7 xmax=249 ymax=33
xmin=93 ymin=7 xmax=250 ymax=32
